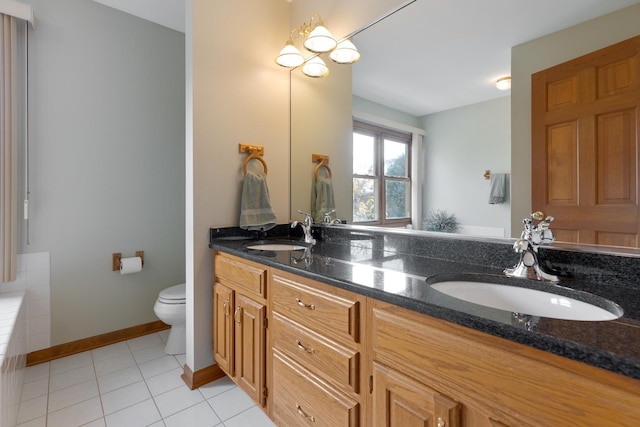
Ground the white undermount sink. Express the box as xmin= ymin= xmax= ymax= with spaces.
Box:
xmin=430 ymin=281 xmax=623 ymax=321
xmin=245 ymin=243 xmax=307 ymax=251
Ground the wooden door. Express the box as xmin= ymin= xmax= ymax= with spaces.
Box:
xmin=213 ymin=282 xmax=234 ymax=375
xmin=373 ymin=362 xmax=460 ymax=427
xmin=234 ymin=293 xmax=266 ymax=406
xmin=532 ymin=36 xmax=640 ymax=247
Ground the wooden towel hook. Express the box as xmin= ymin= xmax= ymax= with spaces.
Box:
xmin=240 ymin=143 xmax=268 ymax=175
xmin=312 ymin=154 xmax=332 ymax=181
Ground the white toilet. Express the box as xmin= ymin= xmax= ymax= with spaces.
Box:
xmin=153 ymin=283 xmax=186 ymax=355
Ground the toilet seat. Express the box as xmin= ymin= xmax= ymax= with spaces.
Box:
xmin=158 ymin=283 xmax=186 ymax=304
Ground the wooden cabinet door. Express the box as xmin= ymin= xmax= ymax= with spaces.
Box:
xmin=373 ymin=362 xmax=460 ymax=427
xmin=532 ymin=36 xmax=640 ymax=246
xmin=213 ymin=282 xmax=234 ymax=376
xmin=235 ymin=293 xmax=266 ymax=406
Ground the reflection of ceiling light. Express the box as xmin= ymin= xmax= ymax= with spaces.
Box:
xmin=302 ymin=56 xmax=330 ymax=78
xmin=275 ymin=41 xmax=304 ymax=67
xmin=496 ymin=76 xmax=511 ymax=90
xmin=329 ymin=39 xmax=360 ymax=64
xmin=275 ymin=13 xmax=359 ymax=77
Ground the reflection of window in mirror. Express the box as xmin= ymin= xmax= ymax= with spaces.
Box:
xmin=352 ymin=120 xmax=411 ymax=227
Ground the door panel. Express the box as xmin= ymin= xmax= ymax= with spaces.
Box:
xmin=532 ymin=36 xmax=640 ymax=247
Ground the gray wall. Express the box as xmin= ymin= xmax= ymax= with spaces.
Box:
xmin=421 ymin=96 xmax=511 ymax=235
xmin=21 ymin=0 xmax=185 ymax=345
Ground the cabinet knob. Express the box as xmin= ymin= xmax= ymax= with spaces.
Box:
xmin=296 ymin=298 xmax=315 ymax=310
xmin=437 ymin=418 xmax=445 ymax=427
xmin=296 ymin=403 xmax=316 ymax=422
xmin=296 ymin=339 xmax=316 ymax=354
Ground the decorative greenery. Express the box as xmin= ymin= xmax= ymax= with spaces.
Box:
xmin=423 ymin=209 xmax=459 ymax=233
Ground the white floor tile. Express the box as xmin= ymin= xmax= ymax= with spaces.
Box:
xmin=104 ymin=398 xmax=161 ymax=427
xmin=50 ymin=364 xmax=96 ymax=392
xmin=82 ymin=418 xmax=106 ymax=427
xmin=50 ymin=351 xmax=93 ymax=375
xmin=132 ymin=343 xmax=167 ymax=365
xmin=223 ymin=406 xmax=276 ymax=427
xmin=153 ymin=384 xmax=204 ymax=419
xmin=101 ymin=381 xmax=151 ymax=415
xmin=48 ymin=379 xmax=99 ymax=413
xmin=138 ymin=355 xmax=180 ymax=379
xmin=17 ymin=333 xmax=264 ymax=427
xmin=126 ymin=333 xmax=163 ymax=352
xmin=20 ymin=377 xmax=49 ymax=401
xmin=207 ymin=387 xmax=255 ymax=421
xmin=23 ymin=362 xmax=50 ymax=384
xmin=91 ymin=342 xmax=130 ymax=362
xmin=174 ymin=353 xmax=186 ymax=366
xmin=163 ymin=401 xmax=221 ymax=427
xmin=144 ymin=368 xmax=184 ymax=396
xmin=198 ymin=376 xmax=236 ymax=400
xmin=46 ymin=396 xmax=103 ymax=427
xmin=94 ymin=352 xmax=136 ymax=377
xmin=17 ymin=395 xmax=47 ymax=424
xmin=16 ymin=415 xmax=46 ymax=427
xmin=97 ymin=365 xmax=143 ymax=395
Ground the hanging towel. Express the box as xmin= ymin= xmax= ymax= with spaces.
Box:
xmin=311 ymin=176 xmax=336 ymax=222
xmin=239 ymin=171 xmax=277 ymax=231
xmin=488 ymin=173 xmax=506 ymax=204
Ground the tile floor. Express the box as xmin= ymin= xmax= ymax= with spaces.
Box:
xmin=16 ymin=331 xmax=276 ymax=427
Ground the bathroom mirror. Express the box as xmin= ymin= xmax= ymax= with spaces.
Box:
xmin=290 ymin=0 xmax=640 ymax=250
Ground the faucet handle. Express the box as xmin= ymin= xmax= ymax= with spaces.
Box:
xmin=323 ymin=209 xmax=336 ymax=223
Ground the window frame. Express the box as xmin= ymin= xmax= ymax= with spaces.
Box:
xmin=352 ymin=120 xmax=412 ymax=227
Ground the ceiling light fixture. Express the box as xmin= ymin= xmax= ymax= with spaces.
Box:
xmin=496 ymin=76 xmax=511 ymax=91
xmin=330 ymin=39 xmax=361 ymax=64
xmin=275 ymin=13 xmax=360 ymax=77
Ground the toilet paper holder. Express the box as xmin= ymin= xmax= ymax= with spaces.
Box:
xmin=112 ymin=251 xmax=144 ymax=271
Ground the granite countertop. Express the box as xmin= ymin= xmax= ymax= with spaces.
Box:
xmin=209 ymin=228 xmax=640 ymax=381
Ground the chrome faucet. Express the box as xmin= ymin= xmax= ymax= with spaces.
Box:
xmin=291 ymin=210 xmax=316 ymax=245
xmin=504 ymin=211 xmax=560 ymax=282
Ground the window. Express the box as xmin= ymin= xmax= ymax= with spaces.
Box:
xmin=352 ymin=121 xmax=411 ymax=226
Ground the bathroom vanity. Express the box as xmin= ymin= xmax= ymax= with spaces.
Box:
xmin=210 ymin=227 xmax=640 ymax=426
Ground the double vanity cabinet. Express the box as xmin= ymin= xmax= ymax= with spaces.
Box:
xmin=212 ymin=250 xmax=640 ymax=426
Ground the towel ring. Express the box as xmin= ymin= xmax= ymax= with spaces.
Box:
xmin=313 ymin=157 xmax=332 ymax=181
xmin=243 ymin=149 xmax=268 ymax=175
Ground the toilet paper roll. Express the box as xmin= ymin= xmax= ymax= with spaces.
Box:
xmin=120 ymin=256 xmax=143 ymax=275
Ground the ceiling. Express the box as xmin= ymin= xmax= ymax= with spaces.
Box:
xmin=93 ymin=0 xmax=640 ymax=116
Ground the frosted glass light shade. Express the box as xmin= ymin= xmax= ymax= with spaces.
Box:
xmin=496 ymin=77 xmax=511 ymax=90
xmin=302 ymin=56 xmax=330 ymax=78
xmin=329 ymin=39 xmax=361 ymax=64
xmin=276 ymin=43 xmax=305 ymax=68
xmin=304 ymin=25 xmax=337 ymax=53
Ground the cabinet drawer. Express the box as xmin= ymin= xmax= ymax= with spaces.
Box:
xmin=272 ymin=312 xmax=359 ymax=394
xmin=272 ymin=272 xmax=360 ymax=344
xmin=272 ymin=349 xmax=359 ymax=427
xmin=214 ymin=253 xmax=267 ymax=299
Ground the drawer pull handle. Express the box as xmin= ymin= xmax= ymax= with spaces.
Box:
xmin=234 ymin=306 xmax=241 ymax=324
xmin=437 ymin=418 xmax=445 ymax=427
xmin=296 ymin=339 xmax=316 ymax=354
xmin=296 ymin=298 xmax=315 ymax=310
xmin=296 ymin=404 xmax=316 ymax=422
xmin=223 ymin=300 xmax=229 ymax=317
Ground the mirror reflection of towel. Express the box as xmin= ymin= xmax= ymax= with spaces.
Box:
xmin=489 ymin=173 xmax=506 ymax=204
xmin=239 ymin=171 xmax=277 ymax=230
xmin=311 ymin=176 xmax=336 ymax=222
